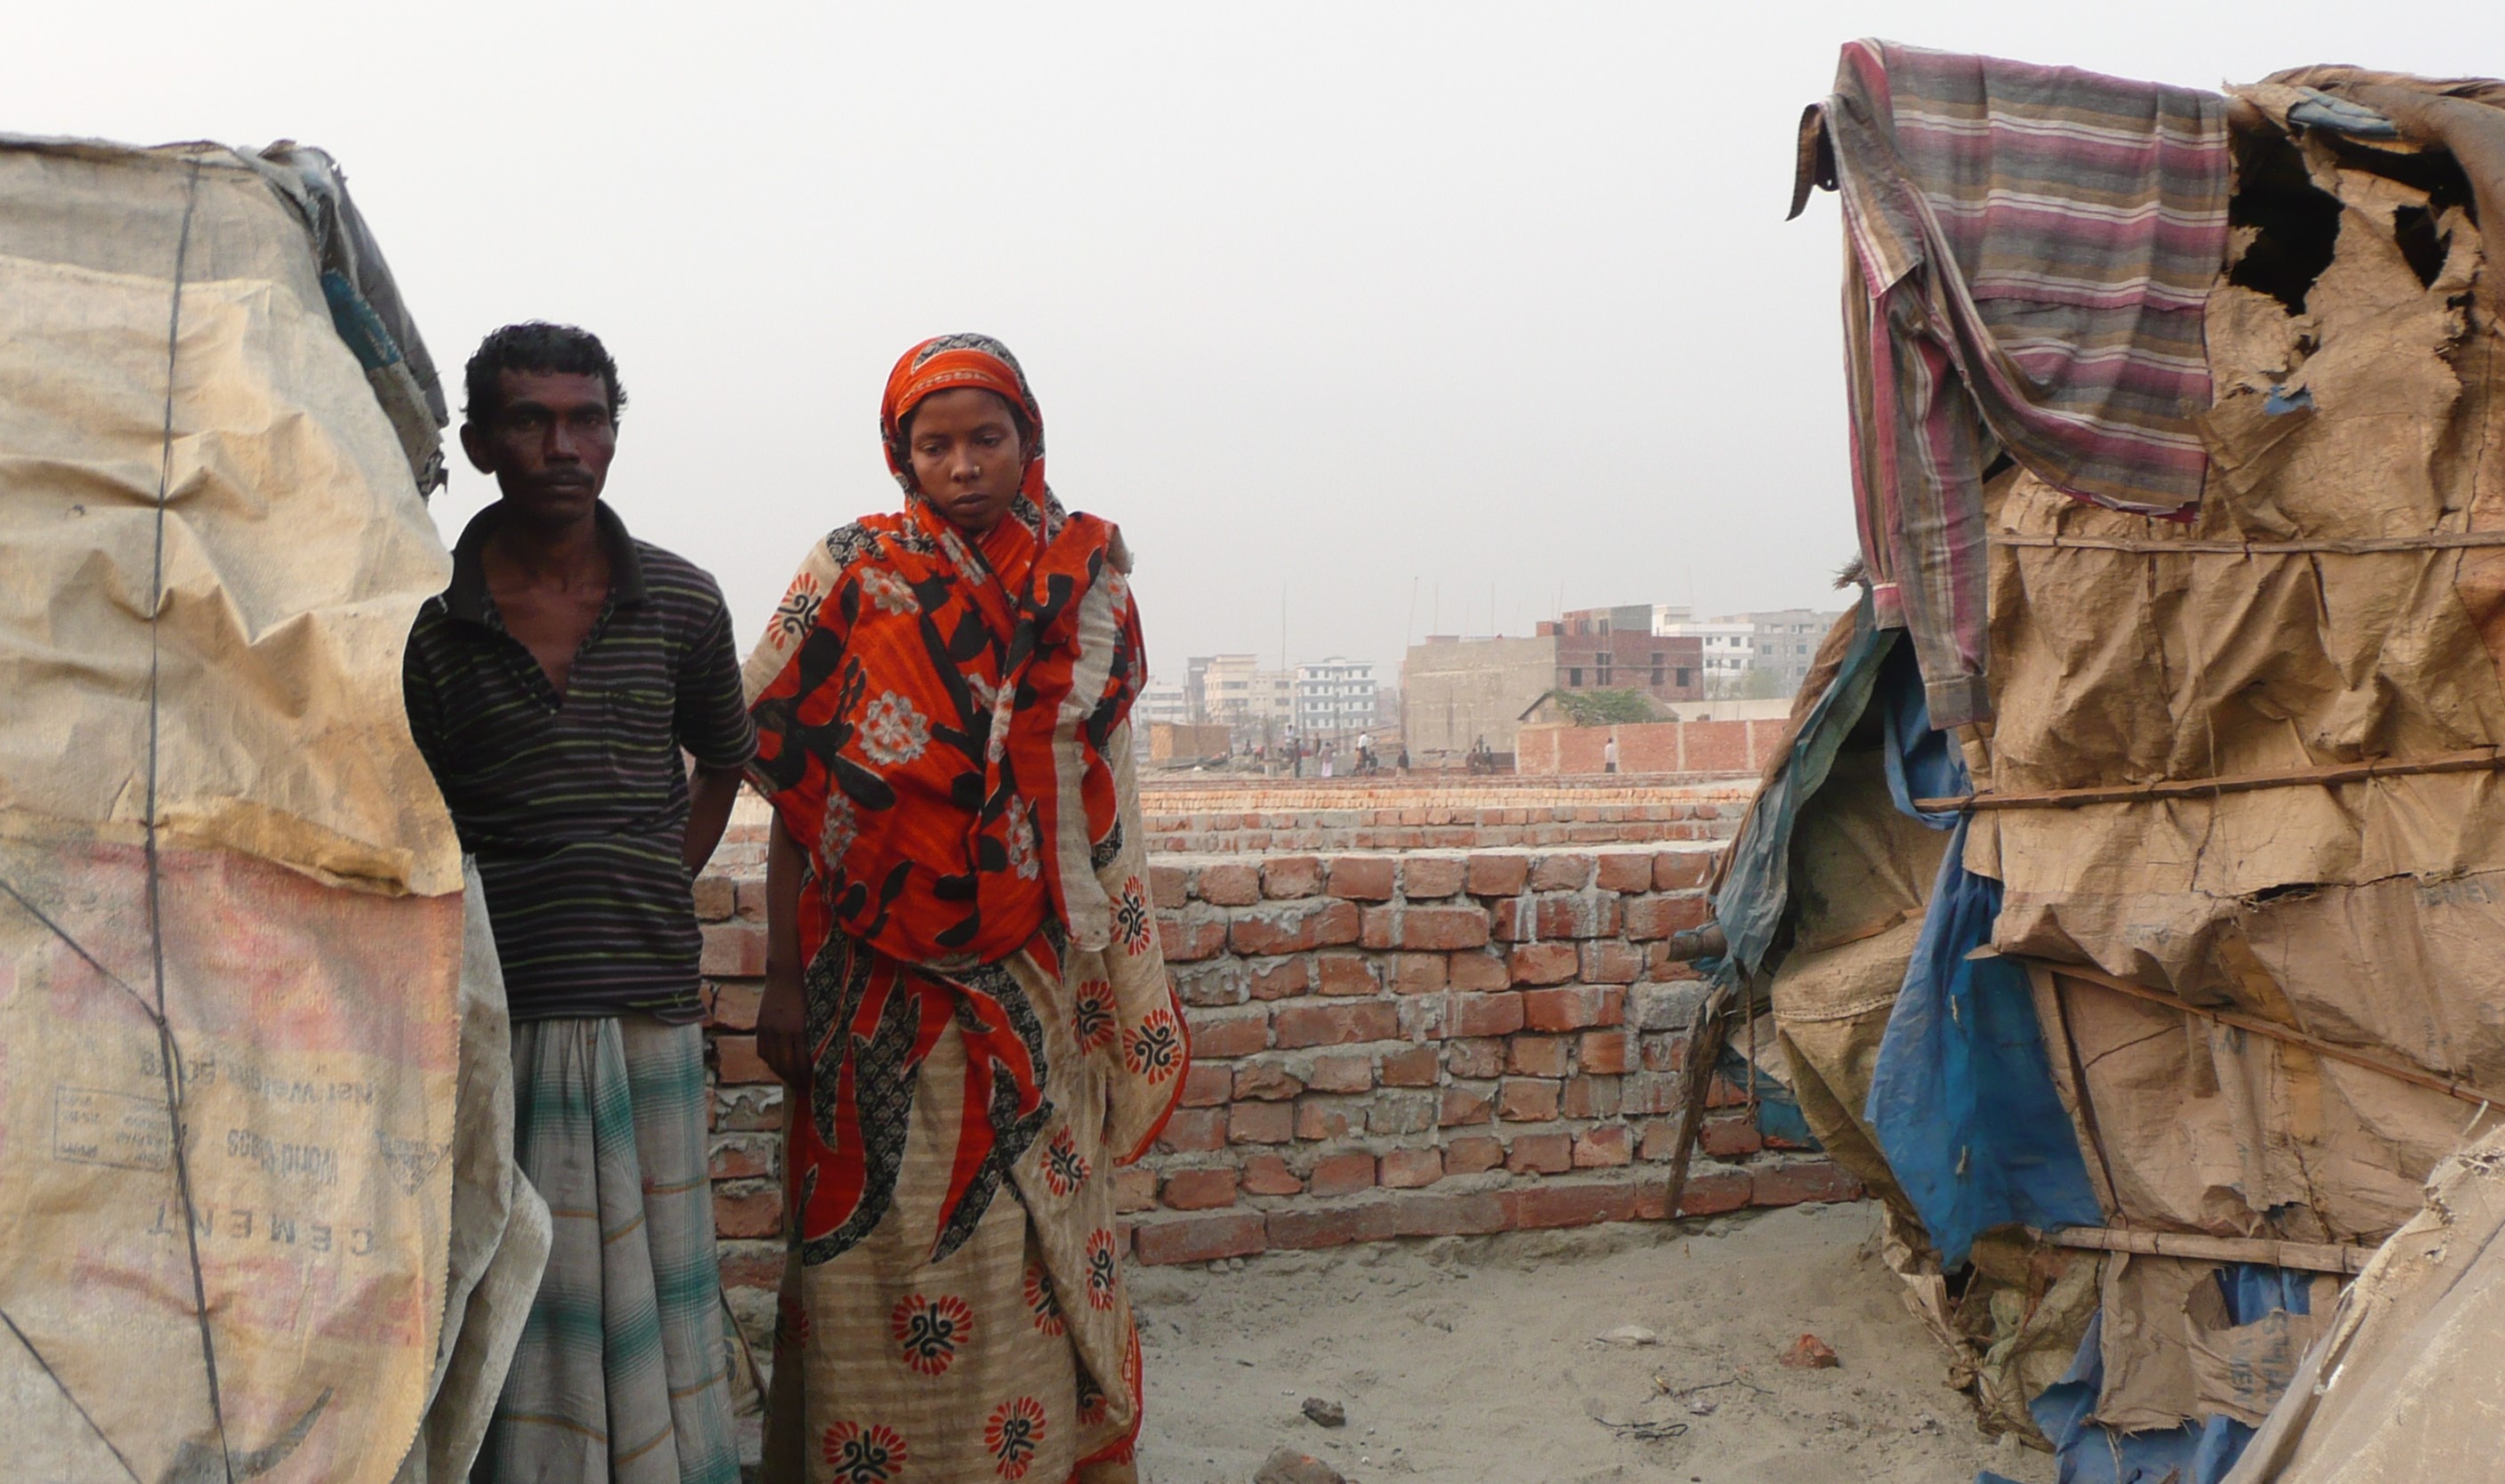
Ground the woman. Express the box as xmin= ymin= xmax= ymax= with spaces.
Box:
xmin=742 ymin=335 xmax=1185 ymax=1484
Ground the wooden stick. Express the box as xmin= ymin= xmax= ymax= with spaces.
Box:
xmin=1916 ymin=747 xmax=2505 ymax=813
xmin=1997 ymin=530 xmax=2505 ymax=555
xmin=2032 ymin=1224 xmax=2373 ymax=1275
xmin=1658 ymin=980 xmax=1734 ymax=1224
xmin=2048 ymin=961 xmax=2505 ymax=1111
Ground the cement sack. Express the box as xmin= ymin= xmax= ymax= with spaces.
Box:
xmin=0 ymin=137 xmax=486 ymax=1481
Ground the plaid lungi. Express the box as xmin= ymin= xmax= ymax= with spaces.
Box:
xmin=480 ymin=1015 xmax=741 ymax=1484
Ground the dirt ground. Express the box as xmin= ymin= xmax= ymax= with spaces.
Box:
xmin=1133 ymin=1201 xmax=2053 ymax=1484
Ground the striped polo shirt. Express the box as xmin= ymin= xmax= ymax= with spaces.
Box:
xmin=403 ymin=501 xmax=756 ymax=1022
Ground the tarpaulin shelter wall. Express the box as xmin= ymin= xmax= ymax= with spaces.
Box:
xmin=1746 ymin=58 xmax=2505 ymax=1481
xmin=0 ymin=136 xmax=545 ymax=1483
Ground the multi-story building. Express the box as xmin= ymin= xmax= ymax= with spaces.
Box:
xmin=1199 ymin=654 xmax=1294 ymax=730
xmin=1546 ymin=607 xmax=1705 ymax=705
xmin=1292 ymin=657 xmax=1378 ymax=740
xmin=1136 ymin=680 xmax=1190 ymax=728
xmin=1657 ymin=609 xmax=1843 ymax=698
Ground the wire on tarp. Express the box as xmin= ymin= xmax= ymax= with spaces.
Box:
xmin=141 ymin=153 xmax=238 ymax=1484
xmin=0 ymin=1306 xmax=145 ymax=1483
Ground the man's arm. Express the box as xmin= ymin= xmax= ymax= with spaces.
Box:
xmin=683 ymin=762 xmax=742 ymax=875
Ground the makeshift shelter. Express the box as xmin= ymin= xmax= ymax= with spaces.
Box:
xmin=0 ymin=136 xmax=545 ymax=1481
xmin=1678 ymin=48 xmax=2505 ymax=1484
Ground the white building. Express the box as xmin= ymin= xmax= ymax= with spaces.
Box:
xmin=1292 ymin=657 xmax=1378 ymax=740
xmin=1136 ymin=680 xmax=1190 ymax=728
xmin=1200 ymin=654 xmax=1294 ymax=729
xmin=1656 ymin=609 xmax=1844 ymax=698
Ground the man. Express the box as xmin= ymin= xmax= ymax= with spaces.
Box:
xmin=403 ymin=322 xmax=751 ymax=1484
xmin=1605 ymin=734 xmax=1620 ymax=774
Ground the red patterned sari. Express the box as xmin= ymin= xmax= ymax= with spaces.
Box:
xmin=744 ymin=336 xmax=1184 ymax=1484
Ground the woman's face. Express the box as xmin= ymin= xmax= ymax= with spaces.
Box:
xmin=905 ymin=387 xmax=1025 ymax=535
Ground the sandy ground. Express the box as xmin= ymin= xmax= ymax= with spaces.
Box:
xmin=1132 ymin=1202 xmax=2054 ymax=1484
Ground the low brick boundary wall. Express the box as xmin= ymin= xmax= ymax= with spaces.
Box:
xmin=1515 ymin=720 xmax=1792 ymax=776
xmin=1135 ymin=778 xmax=1756 ymax=853
xmin=692 ymin=838 xmax=1858 ymax=1351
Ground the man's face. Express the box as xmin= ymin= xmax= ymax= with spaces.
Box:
xmin=460 ymin=369 xmax=617 ymax=526
xmin=905 ymin=387 xmax=1024 ymax=536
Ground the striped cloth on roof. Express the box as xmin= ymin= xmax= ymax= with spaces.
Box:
xmin=1794 ymin=40 xmax=2230 ymax=728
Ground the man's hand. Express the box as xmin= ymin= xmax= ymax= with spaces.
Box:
xmin=756 ymin=966 xmax=810 ymax=1087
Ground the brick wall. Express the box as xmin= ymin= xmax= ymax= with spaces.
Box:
xmin=1135 ymin=777 xmax=1757 ymax=853
xmin=1513 ymin=719 xmax=1792 ymax=777
xmin=691 ymin=837 xmax=1860 ymax=1352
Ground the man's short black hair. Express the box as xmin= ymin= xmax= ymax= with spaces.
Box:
xmin=463 ymin=321 xmax=626 ymax=427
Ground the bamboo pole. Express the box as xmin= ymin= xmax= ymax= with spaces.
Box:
xmin=2032 ymin=1225 xmax=2374 ymax=1275
xmin=1996 ymin=530 xmax=2505 ymax=555
xmin=1915 ymin=747 xmax=2505 ymax=814
xmin=1658 ymin=980 xmax=1734 ymax=1223
xmin=2048 ymin=961 xmax=2505 ymax=1111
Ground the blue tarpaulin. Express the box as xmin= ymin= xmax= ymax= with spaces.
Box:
xmin=1863 ymin=656 xmax=2103 ymax=1269
xmin=1978 ymin=1267 xmax=2317 ymax=1484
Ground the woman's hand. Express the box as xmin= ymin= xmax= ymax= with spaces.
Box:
xmin=756 ymin=966 xmax=810 ymax=1087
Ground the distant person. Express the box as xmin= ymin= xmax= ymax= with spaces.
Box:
xmin=1321 ymin=745 xmax=1335 ymax=778
xmin=744 ymin=335 xmax=1183 ymax=1483
xmin=1605 ymin=734 xmax=1620 ymax=774
xmin=402 ymin=323 xmax=749 ymax=1483
xmin=1397 ymin=744 xmax=1411 ymax=773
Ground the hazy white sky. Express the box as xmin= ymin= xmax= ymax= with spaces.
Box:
xmin=10 ymin=4 xmax=2492 ymax=680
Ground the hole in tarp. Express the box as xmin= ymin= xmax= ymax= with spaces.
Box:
xmin=2227 ymin=126 xmax=2342 ymax=314
xmin=2245 ymin=881 xmax=2319 ymax=905
xmin=2395 ymin=204 xmax=2448 ymax=288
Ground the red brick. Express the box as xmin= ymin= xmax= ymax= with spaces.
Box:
xmin=1498 ymin=1078 xmax=1561 ymax=1122
xmin=1193 ymin=1011 xmax=1270 ymax=1058
xmin=1446 ymin=1134 xmax=1506 ymax=1174
xmin=1400 ymin=856 xmax=1467 ymax=899
xmin=713 ymin=1035 xmax=773 ymax=1086
xmin=1678 ymin=1168 xmax=1753 ymax=1216
xmin=1230 ymin=900 xmax=1361 ymax=956
xmin=1573 ymin=1125 xmax=1634 ymax=1167
xmin=1158 ymin=1107 xmax=1229 ymax=1153
xmin=1379 ymin=1149 xmax=1444 ymax=1189
xmin=1315 ymin=954 xmax=1378 ymax=996
xmin=1240 ymin=1152 xmax=1304 ymax=1197
xmin=1360 ymin=906 xmax=1491 ymax=952
xmin=1493 ymin=892 xmax=1621 ymax=941
xmin=692 ymin=875 xmax=736 ymax=921
xmin=1307 ymin=1151 xmax=1376 ymax=1198
xmin=1266 ymin=1206 xmax=1368 ymax=1251
xmin=713 ymin=1182 xmax=784 ymax=1238
xmin=1505 ymin=1132 xmax=1572 ymax=1173
xmin=704 ymin=982 xmax=761 ymax=1032
xmin=1295 ymin=1099 xmax=1357 ymax=1141
xmin=1447 ymin=1037 xmax=1506 ymax=1079
xmin=1507 ymin=1035 xmax=1572 ymax=1077
xmin=715 ymin=1239 xmax=783 ymax=1293
xmin=1580 ymin=941 xmax=1644 ymax=985
xmin=1246 ymin=956 xmax=1313 ymax=1001
xmin=1382 ymin=1189 xmax=1510 ymax=1238
xmin=1134 ymin=1211 xmax=1267 ymax=1265
xmin=1160 ymin=915 xmax=1229 ymax=963
xmin=1448 ymin=951 xmax=1510 ymax=990
xmin=1273 ymin=1001 xmax=1399 ymax=1049
xmin=1751 ymin=1161 xmax=1864 ymax=1208
xmin=1560 ymin=1075 xmax=1621 ymax=1120
xmin=699 ymin=920 xmax=767 ymax=977
xmin=1638 ymin=1032 xmax=1687 ymax=1073
xmin=1621 ymin=1072 xmax=1684 ymax=1116
xmin=1229 ymin=1101 xmax=1293 ymax=1144
xmin=1596 ymin=852 xmax=1653 ymax=893
xmin=1579 ymin=1029 xmax=1633 ymax=1075
xmin=1160 ymin=1166 xmax=1240 ymax=1211
xmin=1440 ymin=1082 xmax=1493 ymax=1126
xmin=1507 ymin=942 xmax=1580 ymax=988
xmin=1261 ymin=856 xmax=1323 ymax=899
xmin=1148 ymin=863 xmax=1190 ymax=909
xmin=1653 ymin=851 xmax=1711 ymax=891
xmin=1115 ymin=1165 xmax=1160 ymax=1214
xmin=1380 ymin=1044 xmax=1439 ymax=1087
xmin=1197 ymin=862 xmax=1261 ymax=907
xmin=1232 ymin=1059 xmax=1306 ymax=1101
xmin=734 ymin=877 xmax=770 ymax=921
xmin=1326 ymin=856 xmax=1397 ymax=900
xmin=1466 ymin=853 xmax=1531 ymax=898
xmin=1705 ymin=1074 xmax=1749 ymax=1109
xmin=1645 ymin=946 xmax=1704 ymax=980
xmin=1451 ymin=991 xmax=1525 ymax=1037
xmin=1306 ymin=1051 xmax=1375 ymax=1094
xmin=1699 ymin=1117 xmax=1762 ymax=1158
xmin=1624 ymin=895 xmax=1708 ymax=941
xmin=1522 ymin=984 xmax=1623 ymax=1032
xmin=1179 ymin=1061 xmax=1232 ymax=1109
xmin=1531 ymin=853 xmax=1596 ymax=891
xmin=1508 ymin=1181 xmax=1639 ymax=1230
xmin=1391 ymin=953 xmax=1448 ymax=995
xmin=708 ymin=1133 xmax=773 ymax=1180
